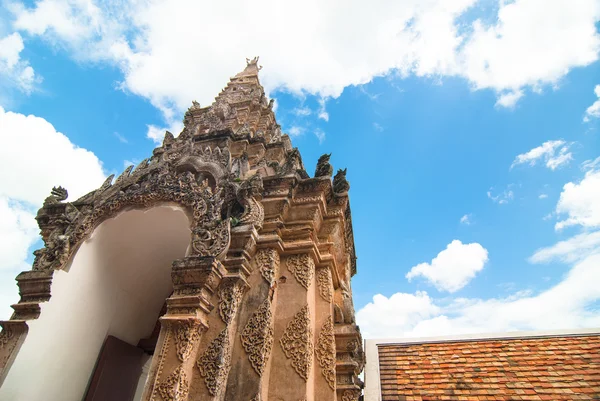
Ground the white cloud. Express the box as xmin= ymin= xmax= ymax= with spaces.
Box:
xmin=487 ymin=187 xmax=514 ymax=204
xmin=583 ymin=84 xmax=600 ymax=122
xmin=313 ymin=128 xmax=325 ymax=144
xmin=292 ymin=107 xmax=311 ymax=117
xmin=113 ymin=132 xmax=128 ymax=143
xmin=8 ymin=0 xmax=600 ymax=126
xmin=495 ymin=89 xmax=523 ymax=108
xmin=146 ymin=120 xmax=183 ymax=144
xmin=288 ymin=126 xmax=303 ymax=137
xmin=0 ymin=106 xmax=106 ymax=319
xmin=373 ymin=122 xmax=384 ymax=132
xmin=0 ymin=32 xmax=37 ymax=93
xmin=358 ymin=252 xmax=600 ymax=339
xmin=581 ymin=156 xmax=600 ymax=171
xmin=529 ymin=230 xmax=600 ymax=264
xmin=406 ymin=240 xmax=489 ymax=293
xmin=317 ymin=98 xmax=329 ymax=121
xmin=539 ymin=193 xmax=548 ymax=199
xmin=555 ymin=168 xmax=600 ymax=230
xmin=459 ymin=214 xmax=472 ymax=225
xmin=511 ymin=140 xmax=573 ymax=170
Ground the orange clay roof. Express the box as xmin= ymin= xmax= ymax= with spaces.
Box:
xmin=377 ymin=334 xmax=600 ymax=401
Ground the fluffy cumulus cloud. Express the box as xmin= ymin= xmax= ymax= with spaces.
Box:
xmin=6 ymin=0 xmax=600 ymax=130
xmin=555 ymin=167 xmax=600 ymax=230
xmin=511 ymin=140 xmax=573 ymax=170
xmin=406 ymin=240 xmax=489 ymax=293
xmin=584 ymin=84 xmax=600 ymax=122
xmin=359 ymin=251 xmax=600 ymax=339
xmin=0 ymin=32 xmax=37 ymax=93
xmin=0 ymin=106 xmax=106 ymax=319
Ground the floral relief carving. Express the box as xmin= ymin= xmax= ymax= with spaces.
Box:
xmin=218 ymin=280 xmax=245 ymax=325
xmin=197 ymin=328 xmax=232 ymax=396
xmin=173 ymin=320 xmax=202 ymax=362
xmin=341 ymin=389 xmax=361 ymax=401
xmin=286 ymin=254 xmax=314 ymax=290
xmin=279 ymin=305 xmax=313 ymax=381
xmin=315 ymin=316 xmax=336 ymax=390
xmin=255 ymin=248 xmax=279 ymax=285
xmin=240 ymin=297 xmax=274 ymax=377
xmin=316 ymin=266 xmax=333 ymax=302
xmin=157 ymin=366 xmax=189 ymax=401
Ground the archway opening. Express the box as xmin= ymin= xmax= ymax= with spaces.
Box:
xmin=0 ymin=205 xmax=191 ymax=401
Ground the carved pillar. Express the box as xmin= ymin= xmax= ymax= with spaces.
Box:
xmin=225 ymin=247 xmax=279 ymax=400
xmin=268 ymin=252 xmax=316 ymax=400
xmin=314 ymin=265 xmax=336 ymax=400
xmin=141 ymin=256 xmax=225 ymax=401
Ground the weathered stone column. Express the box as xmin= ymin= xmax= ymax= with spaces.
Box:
xmin=141 ymin=256 xmax=225 ymax=401
xmin=314 ymin=264 xmax=336 ymax=400
xmin=268 ymin=252 xmax=316 ymax=400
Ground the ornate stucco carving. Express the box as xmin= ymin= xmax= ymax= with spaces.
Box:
xmin=333 ymin=168 xmax=350 ymax=194
xmin=173 ymin=320 xmax=202 ymax=362
xmin=255 ymin=248 xmax=279 ymax=285
xmin=316 ymin=266 xmax=333 ymax=303
xmin=314 ymin=153 xmax=333 ymax=177
xmin=0 ymin=327 xmax=13 ymax=349
xmin=279 ymin=305 xmax=313 ymax=381
xmin=240 ymin=298 xmax=274 ymax=377
xmin=341 ymin=389 xmax=361 ymax=401
xmin=315 ymin=316 xmax=336 ymax=390
xmin=286 ymin=254 xmax=314 ymax=290
xmin=157 ymin=366 xmax=189 ymax=401
xmin=218 ymin=280 xmax=245 ymax=325
xmin=197 ymin=329 xmax=232 ymax=396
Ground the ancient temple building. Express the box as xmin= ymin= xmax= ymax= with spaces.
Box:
xmin=0 ymin=58 xmax=364 ymax=401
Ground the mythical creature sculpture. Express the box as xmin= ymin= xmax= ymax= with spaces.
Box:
xmin=43 ymin=186 xmax=68 ymax=206
xmin=314 ymin=153 xmax=333 ymax=177
xmin=333 ymin=169 xmax=350 ymax=193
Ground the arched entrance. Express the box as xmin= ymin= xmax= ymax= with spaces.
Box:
xmin=0 ymin=206 xmax=191 ymax=401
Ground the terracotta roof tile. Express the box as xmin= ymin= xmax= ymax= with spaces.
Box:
xmin=377 ymin=334 xmax=600 ymax=401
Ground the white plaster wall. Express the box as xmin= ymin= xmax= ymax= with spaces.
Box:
xmin=0 ymin=206 xmax=191 ymax=401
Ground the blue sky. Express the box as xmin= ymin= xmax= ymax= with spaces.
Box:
xmin=0 ymin=0 xmax=599 ymax=338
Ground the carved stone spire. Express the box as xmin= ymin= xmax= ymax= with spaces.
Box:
xmin=183 ymin=57 xmax=282 ymax=143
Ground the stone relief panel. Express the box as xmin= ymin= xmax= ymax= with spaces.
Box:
xmin=218 ymin=280 xmax=245 ymax=325
xmin=285 ymin=254 xmax=315 ymax=290
xmin=197 ymin=328 xmax=232 ymax=396
xmin=240 ymin=297 xmax=274 ymax=377
xmin=156 ymin=366 xmax=189 ymax=401
xmin=173 ymin=321 xmax=203 ymax=363
xmin=316 ymin=266 xmax=333 ymax=303
xmin=279 ymin=305 xmax=313 ymax=381
xmin=255 ymin=248 xmax=280 ymax=285
xmin=315 ymin=316 xmax=336 ymax=390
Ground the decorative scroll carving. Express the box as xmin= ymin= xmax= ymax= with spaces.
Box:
xmin=240 ymin=298 xmax=274 ymax=376
xmin=237 ymin=174 xmax=264 ymax=229
xmin=315 ymin=317 xmax=336 ymax=390
xmin=157 ymin=366 xmax=189 ymax=401
xmin=218 ymin=280 xmax=245 ymax=325
xmin=43 ymin=186 xmax=68 ymax=206
xmin=341 ymin=389 xmax=361 ymax=401
xmin=279 ymin=305 xmax=313 ymax=381
xmin=255 ymin=248 xmax=279 ymax=285
xmin=314 ymin=153 xmax=333 ymax=177
xmin=316 ymin=267 xmax=333 ymax=302
xmin=197 ymin=329 xmax=232 ymax=396
xmin=0 ymin=326 xmax=13 ymax=348
xmin=333 ymin=168 xmax=350 ymax=193
xmin=286 ymin=254 xmax=314 ymax=290
xmin=173 ymin=320 xmax=202 ymax=362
